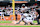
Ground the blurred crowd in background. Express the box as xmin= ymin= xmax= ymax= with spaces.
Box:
xmin=0 ymin=5 xmax=13 ymax=16
xmin=0 ymin=5 xmax=13 ymax=21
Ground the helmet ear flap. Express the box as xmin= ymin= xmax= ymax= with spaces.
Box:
xmin=29 ymin=15 xmax=31 ymax=17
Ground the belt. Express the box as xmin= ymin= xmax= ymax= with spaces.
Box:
xmin=29 ymin=18 xmax=33 ymax=20
xmin=29 ymin=19 xmax=32 ymax=20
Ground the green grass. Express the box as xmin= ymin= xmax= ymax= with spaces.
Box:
xmin=0 ymin=21 xmax=37 ymax=23
xmin=0 ymin=21 xmax=39 ymax=27
xmin=0 ymin=21 xmax=12 ymax=23
xmin=33 ymin=21 xmax=37 ymax=23
xmin=0 ymin=26 xmax=40 ymax=27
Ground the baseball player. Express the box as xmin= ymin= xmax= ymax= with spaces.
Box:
xmin=16 ymin=13 xmax=28 ymax=25
xmin=16 ymin=11 xmax=29 ymax=25
xmin=16 ymin=11 xmax=36 ymax=25
xmin=23 ymin=13 xmax=34 ymax=25
xmin=1 ymin=9 xmax=6 ymax=21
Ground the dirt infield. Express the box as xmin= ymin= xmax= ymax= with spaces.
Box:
xmin=0 ymin=23 xmax=40 ymax=26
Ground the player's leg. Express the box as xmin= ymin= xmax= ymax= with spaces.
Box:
xmin=24 ymin=21 xmax=28 ymax=25
xmin=1 ymin=15 xmax=2 ymax=21
xmin=16 ymin=20 xmax=22 ymax=24
xmin=1 ymin=14 xmax=3 ymax=21
xmin=30 ymin=20 xmax=36 ymax=25
xmin=16 ymin=17 xmax=26 ymax=24
xmin=23 ymin=18 xmax=28 ymax=25
xmin=30 ymin=21 xmax=34 ymax=25
xmin=16 ymin=17 xmax=24 ymax=24
xmin=3 ymin=14 xmax=6 ymax=21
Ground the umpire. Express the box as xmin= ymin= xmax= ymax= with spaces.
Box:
xmin=36 ymin=7 xmax=40 ymax=24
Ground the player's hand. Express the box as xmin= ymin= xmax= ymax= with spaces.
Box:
xmin=39 ymin=19 xmax=40 ymax=21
